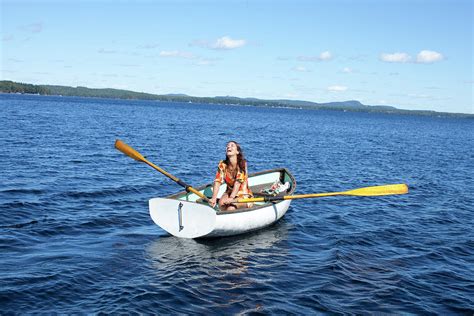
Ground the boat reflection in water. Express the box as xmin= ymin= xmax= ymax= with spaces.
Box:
xmin=145 ymin=220 xmax=291 ymax=312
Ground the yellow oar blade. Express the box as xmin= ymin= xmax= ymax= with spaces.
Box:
xmin=115 ymin=139 xmax=145 ymax=162
xmin=237 ymin=183 xmax=409 ymax=203
xmin=345 ymin=184 xmax=408 ymax=196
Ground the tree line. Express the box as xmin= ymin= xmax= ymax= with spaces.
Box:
xmin=0 ymin=80 xmax=50 ymax=95
xmin=1 ymin=80 xmax=470 ymax=117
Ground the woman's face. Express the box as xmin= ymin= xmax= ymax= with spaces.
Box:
xmin=226 ymin=142 xmax=239 ymax=157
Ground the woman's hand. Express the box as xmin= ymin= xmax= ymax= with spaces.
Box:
xmin=221 ymin=196 xmax=236 ymax=205
xmin=208 ymin=197 xmax=217 ymax=208
xmin=220 ymin=196 xmax=229 ymax=205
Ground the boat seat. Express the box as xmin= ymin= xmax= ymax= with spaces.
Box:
xmin=249 ymin=183 xmax=274 ymax=194
xmin=251 ymin=182 xmax=290 ymax=197
xmin=194 ymin=186 xmax=214 ymax=204
xmin=194 ymin=182 xmax=288 ymax=205
xmin=203 ymin=186 xmax=214 ymax=198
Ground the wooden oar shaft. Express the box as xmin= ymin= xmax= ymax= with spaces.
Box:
xmin=144 ymin=160 xmax=181 ymax=184
xmin=115 ymin=139 xmax=208 ymax=201
xmin=237 ymin=183 xmax=408 ymax=203
xmin=146 ymin=159 xmax=205 ymax=198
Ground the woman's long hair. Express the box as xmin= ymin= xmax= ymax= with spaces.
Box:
xmin=224 ymin=141 xmax=247 ymax=173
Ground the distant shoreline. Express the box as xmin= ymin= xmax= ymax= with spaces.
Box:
xmin=1 ymin=80 xmax=472 ymax=118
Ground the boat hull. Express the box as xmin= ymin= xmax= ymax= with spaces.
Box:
xmin=149 ymin=168 xmax=296 ymax=238
xmin=206 ymin=200 xmax=291 ymax=237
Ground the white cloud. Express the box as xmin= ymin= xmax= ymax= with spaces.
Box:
xmin=138 ymin=43 xmax=159 ymax=49
xmin=98 ymin=48 xmax=117 ymax=54
xmin=416 ymin=50 xmax=444 ymax=63
xmin=211 ymin=36 xmax=246 ymax=50
xmin=20 ymin=22 xmax=43 ymax=33
xmin=319 ymin=51 xmax=332 ymax=61
xmin=293 ymin=66 xmax=310 ymax=72
xmin=380 ymin=52 xmax=411 ymax=63
xmin=380 ymin=50 xmax=444 ymax=64
xmin=327 ymin=85 xmax=348 ymax=92
xmin=159 ymin=50 xmax=195 ymax=59
xmin=342 ymin=67 xmax=353 ymax=73
xmin=298 ymin=51 xmax=333 ymax=62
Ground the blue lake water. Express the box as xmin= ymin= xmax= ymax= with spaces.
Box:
xmin=0 ymin=94 xmax=473 ymax=314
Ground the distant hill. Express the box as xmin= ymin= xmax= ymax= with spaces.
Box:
xmin=0 ymin=80 xmax=49 ymax=95
xmin=0 ymin=80 xmax=471 ymax=118
xmin=42 ymin=84 xmax=160 ymax=100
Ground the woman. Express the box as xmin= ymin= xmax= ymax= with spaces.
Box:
xmin=209 ymin=141 xmax=253 ymax=211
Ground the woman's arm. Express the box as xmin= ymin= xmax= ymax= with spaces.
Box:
xmin=209 ymin=181 xmax=220 ymax=207
xmin=228 ymin=181 xmax=241 ymax=201
xmin=211 ymin=181 xmax=220 ymax=200
xmin=209 ymin=161 xmax=225 ymax=207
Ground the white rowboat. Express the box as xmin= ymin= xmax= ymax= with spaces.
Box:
xmin=149 ymin=168 xmax=296 ymax=238
xmin=116 ymin=140 xmax=407 ymax=239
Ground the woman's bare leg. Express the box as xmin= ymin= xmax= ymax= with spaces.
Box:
xmin=219 ymin=193 xmax=250 ymax=211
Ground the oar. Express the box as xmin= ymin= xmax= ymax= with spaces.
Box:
xmin=115 ymin=139 xmax=209 ymax=202
xmin=236 ymin=183 xmax=408 ymax=203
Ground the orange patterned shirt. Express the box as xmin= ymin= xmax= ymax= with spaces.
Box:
xmin=214 ymin=160 xmax=253 ymax=198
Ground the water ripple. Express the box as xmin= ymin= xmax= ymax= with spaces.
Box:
xmin=0 ymin=94 xmax=473 ymax=314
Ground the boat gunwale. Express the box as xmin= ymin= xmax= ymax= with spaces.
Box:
xmin=166 ymin=168 xmax=297 ymax=215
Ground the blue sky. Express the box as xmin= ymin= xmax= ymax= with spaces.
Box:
xmin=1 ymin=0 xmax=473 ymax=113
